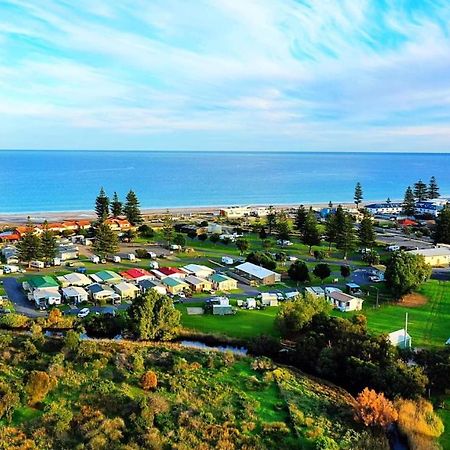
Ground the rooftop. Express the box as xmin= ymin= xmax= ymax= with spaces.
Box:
xmin=29 ymin=276 xmax=59 ymax=289
xmin=408 ymin=247 xmax=450 ymax=257
xmin=235 ymin=262 xmax=277 ymax=279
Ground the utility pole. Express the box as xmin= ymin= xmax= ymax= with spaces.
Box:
xmin=405 ymin=312 xmax=410 ymax=348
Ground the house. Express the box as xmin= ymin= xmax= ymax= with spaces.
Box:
xmin=305 ymin=286 xmax=325 ymax=298
xmin=388 ymin=329 xmax=412 ymax=349
xmin=58 ymin=272 xmax=92 ymax=287
xmin=326 ymin=290 xmax=364 ymax=312
xmin=407 ymin=247 xmax=450 ymax=267
xmin=157 ymin=267 xmax=187 ymax=279
xmin=120 ymin=268 xmax=154 ymax=283
xmin=234 ymin=262 xmax=281 ymax=286
xmin=184 ymin=275 xmax=213 ymax=293
xmin=0 ymin=231 xmax=21 ymax=243
xmin=212 ymin=297 xmax=234 ymax=315
xmin=182 ymin=264 xmax=215 ymax=279
xmin=32 ymin=288 xmax=61 ymax=309
xmin=105 ymin=218 xmax=132 ymax=231
xmin=113 ymin=282 xmax=140 ymax=300
xmin=161 ymin=277 xmax=188 ymax=295
xmin=137 ymin=279 xmax=167 ymax=296
xmin=91 ymin=270 xmax=123 ymax=284
xmin=210 ymin=273 xmax=238 ymax=291
xmin=87 ymin=283 xmax=121 ymax=303
xmin=260 ymin=292 xmax=278 ymax=307
xmin=62 ymin=286 xmax=89 ymax=304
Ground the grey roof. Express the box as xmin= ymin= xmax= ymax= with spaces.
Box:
xmin=235 ymin=262 xmax=277 ymax=279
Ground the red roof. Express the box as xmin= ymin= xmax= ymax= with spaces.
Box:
xmin=398 ymin=218 xmax=417 ymax=226
xmin=0 ymin=232 xmax=20 ymax=241
xmin=120 ymin=268 xmax=151 ymax=279
xmin=159 ymin=267 xmax=183 ymax=276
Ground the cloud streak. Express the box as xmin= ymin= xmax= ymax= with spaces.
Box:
xmin=0 ymin=0 xmax=450 ymax=151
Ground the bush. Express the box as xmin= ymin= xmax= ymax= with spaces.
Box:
xmin=354 ymin=388 xmax=398 ymax=429
xmin=141 ymin=371 xmax=158 ymax=390
xmin=251 ymin=357 xmax=274 ymax=372
xmin=26 ymin=371 xmax=52 ymax=406
xmin=0 ymin=313 xmax=29 ymax=329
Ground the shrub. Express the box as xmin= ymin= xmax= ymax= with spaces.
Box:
xmin=141 ymin=371 xmax=158 ymax=391
xmin=251 ymin=357 xmax=274 ymax=372
xmin=354 ymin=388 xmax=398 ymax=429
xmin=262 ymin=421 xmax=290 ymax=435
xmin=26 ymin=371 xmax=52 ymax=406
xmin=0 ymin=313 xmax=29 ymax=329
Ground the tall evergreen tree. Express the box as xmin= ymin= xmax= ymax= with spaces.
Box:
xmin=359 ymin=213 xmax=376 ymax=248
xmin=162 ymin=214 xmax=174 ymax=245
xmin=402 ymin=186 xmax=416 ymax=216
xmin=17 ymin=219 xmax=42 ymax=267
xmin=110 ymin=192 xmax=123 ymax=217
xmin=93 ymin=222 xmax=119 ymax=258
xmin=434 ymin=204 xmax=450 ymax=244
xmin=276 ymin=211 xmax=291 ymax=241
xmin=302 ymin=209 xmax=321 ymax=253
xmin=428 ymin=176 xmax=440 ymax=199
xmin=354 ymin=182 xmax=363 ymax=209
xmin=123 ymin=190 xmax=142 ymax=225
xmin=40 ymin=221 xmax=57 ymax=263
xmin=413 ymin=180 xmax=427 ymax=201
xmin=266 ymin=206 xmax=277 ymax=235
xmin=95 ymin=187 xmax=110 ymax=222
xmin=325 ymin=211 xmax=337 ymax=251
xmin=295 ymin=205 xmax=308 ymax=235
xmin=335 ymin=206 xmax=356 ymax=259
xmin=386 ymin=197 xmax=391 ymax=205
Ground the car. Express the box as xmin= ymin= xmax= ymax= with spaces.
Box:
xmin=177 ymin=292 xmax=186 ymax=299
xmin=77 ymin=307 xmax=90 ymax=318
xmin=369 ymin=276 xmax=382 ymax=283
xmin=276 ymin=292 xmax=285 ymax=301
xmin=0 ymin=308 xmax=11 ymax=315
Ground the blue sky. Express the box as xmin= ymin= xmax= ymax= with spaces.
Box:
xmin=1 ymin=0 xmax=450 ymax=151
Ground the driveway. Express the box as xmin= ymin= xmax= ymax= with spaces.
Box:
xmin=2 ymin=277 xmax=46 ymax=318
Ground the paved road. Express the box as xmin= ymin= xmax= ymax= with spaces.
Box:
xmin=2 ymin=277 xmax=47 ymax=318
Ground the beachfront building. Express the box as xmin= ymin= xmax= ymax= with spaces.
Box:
xmin=234 ymin=262 xmax=281 ymax=286
xmin=219 ymin=206 xmax=251 ymax=219
xmin=365 ymin=202 xmax=403 ymax=216
xmin=407 ymin=246 xmax=450 ymax=267
xmin=415 ymin=198 xmax=449 ymax=217
xmin=210 ymin=274 xmax=238 ymax=291
xmin=62 ymin=286 xmax=89 ymax=304
xmin=90 ymin=270 xmax=123 ymax=285
xmin=325 ymin=290 xmax=364 ymax=312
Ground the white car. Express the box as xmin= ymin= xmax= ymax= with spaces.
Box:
xmin=77 ymin=308 xmax=90 ymax=318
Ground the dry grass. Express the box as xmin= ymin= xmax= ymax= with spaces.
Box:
xmin=399 ymin=293 xmax=428 ymax=307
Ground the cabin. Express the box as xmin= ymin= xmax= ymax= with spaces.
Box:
xmin=184 ymin=275 xmax=213 ymax=293
xmin=90 ymin=270 xmax=122 ymax=285
xmin=234 ymin=262 xmax=280 ymax=286
xmin=326 ymin=290 xmax=364 ymax=312
xmin=32 ymin=288 xmax=61 ymax=309
xmin=87 ymin=283 xmax=121 ymax=304
xmin=158 ymin=267 xmax=187 ymax=279
xmin=62 ymin=286 xmax=89 ymax=304
xmin=137 ymin=279 xmax=167 ymax=296
xmin=161 ymin=277 xmax=188 ymax=295
xmin=113 ymin=282 xmax=140 ymax=300
xmin=120 ymin=268 xmax=154 ymax=283
xmin=182 ymin=264 xmax=215 ymax=279
xmin=58 ymin=272 xmax=92 ymax=287
xmin=210 ymin=273 xmax=238 ymax=291
xmin=388 ymin=329 xmax=412 ymax=349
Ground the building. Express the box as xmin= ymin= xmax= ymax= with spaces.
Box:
xmin=58 ymin=272 xmax=92 ymax=287
xmin=1 ymin=246 xmax=19 ymax=264
xmin=212 ymin=297 xmax=233 ymax=315
xmin=161 ymin=277 xmax=188 ymax=295
xmin=90 ymin=270 xmax=123 ymax=284
xmin=305 ymin=286 xmax=325 ymax=298
xmin=388 ymin=329 xmax=412 ymax=349
xmin=120 ymin=268 xmax=154 ymax=283
xmin=407 ymin=247 xmax=450 ymax=267
xmin=157 ymin=267 xmax=187 ymax=279
xmin=87 ymin=283 xmax=121 ymax=303
xmin=365 ymin=202 xmax=403 ymax=216
xmin=113 ymin=282 xmax=140 ymax=300
xmin=105 ymin=218 xmax=132 ymax=231
xmin=234 ymin=262 xmax=281 ymax=286
xmin=260 ymin=292 xmax=278 ymax=306
xmin=24 ymin=276 xmax=59 ymax=292
xmin=219 ymin=206 xmax=251 ymax=218
xmin=137 ymin=279 xmax=167 ymax=296
xmin=0 ymin=231 xmax=21 ymax=242
xmin=184 ymin=275 xmax=213 ymax=293
xmin=210 ymin=273 xmax=238 ymax=291
xmin=57 ymin=244 xmax=79 ymax=261
xmin=325 ymin=290 xmax=364 ymax=312
xmin=182 ymin=264 xmax=215 ymax=279
xmin=32 ymin=288 xmax=61 ymax=309
xmin=415 ymin=198 xmax=448 ymax=217
xmin=62 ymin=286 xmax=89 ymax=304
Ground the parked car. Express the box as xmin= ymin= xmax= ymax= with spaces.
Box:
xmin=77 ymin=308 xmax=90 ymax=318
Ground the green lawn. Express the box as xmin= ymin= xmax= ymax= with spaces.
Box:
xmin=436 ymin=396 xmax=450 ymax=450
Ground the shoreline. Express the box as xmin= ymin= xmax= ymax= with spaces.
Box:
xmin=0 ymin=200 xmax=393 ymax=225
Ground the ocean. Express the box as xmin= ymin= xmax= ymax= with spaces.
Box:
xmin=0 ymin=151 xmax=449 ymax=213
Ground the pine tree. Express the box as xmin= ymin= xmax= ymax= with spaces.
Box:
xmin=335 ymin=206 xmax=356 ymax=259
xmin=95 ymin=187 xmax=110 ymax=222
xmin=93 ymin=222 xmax=119 ymax=258
xmin=276 ymin=211 xmax=291 ymax=242
xmin=386 ymin=197 xmax=391 ymax=205
xmin=428 ymin=176 xmax=440 ymax=199
xmin=295 ymin=205 xmax=308 ymax=235
xmin=266 ymin=206 xmax=277 ymax=235
xmin=302 ymin=209 xmax=321 ymax=253
xmin=110 ymin=192 xmax=123 ymax=217
xmin=325 ymin=211 xmax=337 ymax=251
xmin=359 ymin=213 xmax=375 ymax=248
xmin=413 ymin=180 xmax=427 ymax=201
xmin=162 ymin=214 xmax=174 ymax=245
xmin=354 ymin=182 xmax=363 ymax=209
xmin=402 ymin=186 xmax=416 ymax=216
xmin=40 ymin=221 xmax=57 ymax=263
xmin=17 ymin=219 xmax=42 ymax=267
xmin=434 ymin=204 xmax=450 ymax=244
xmin=123 ymin=190 xmax=142 ymax=225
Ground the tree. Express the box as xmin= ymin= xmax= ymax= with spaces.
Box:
xmin=173 ymin=233 xmax=186 ymax=248
xmin=26 ymin=371 xmax=52 ymax=406
xmin=413 ymin=179 xmax=427 ymax=201
xmin=340 ymin=265 xmax=351 ymax=278
xmin=359 ymin=214 xmax=375 ymax=248
xmin=198 ymin=233 xmax=208 ymax=241
xmin=324 ymin=211 xmax=337 ymax=251
xmin=295 ymin=205 xmax=308 ymax=235
xmin=434 ymin=204 xmax=450 ymax=244
xmin=138 ymin=224 xmax=154 ymax=239
xmin=276 ymin=211 xmax=291 ymax=241
xmin=259 ymin=227 xmax=267 ymax=240
xmin=141 ymin=371 xmax=158 ymax=390
xmin=402 ymin=186 xmax=416 ymax=216
xmin=0 ymin=382 xmax=19 ymax=422
xmin=93 ymin=222 xmax=119 ymax=258
xmin=354 ymin=182 xmax=363 ymax=209
xmin=123 ymin=190 xmax=142 ymax=225
xmin=236 ymin=238 xmax=249 ymax=255
xmin=335 ymin=206 xmax=356 ymax=259
xmin=385 ymin=251 xmax=432 ymax=299
xmin=428 ymin=176 xmax=440 ymax=199
xmin=313 ymin=263 xmax=331 ymax=281
xmin=302 ymin=209 xmax=321 ymax=253
xmin=110 ymin=192 xmax=122 ymax=217
xmin=95 ymin=187 xmax=110 ymax=222
xmin=17 ymin=219 xmax=41 ymax=267
xmin=288 ymin=260 xmax=309 ymax=285
xmin=246 ymin=251 xmax=276 ymax=270
xmin=266 ymin=206 xmax=277 ymax=235
xmin=362 ymin=250 xmax=380 ymax=266
xmin=40 ymin=221 xmax=57 ymax=264
xmin=209 ymin=234 xmax=220 ymax=244
xmin=64 ymin=330 xmax=80 ymax=353
xmin=354 ymin=388 xmax=398 ymax=429
xmin=276 ymin=293 xmax=331 ymax=337
xmin=128 ymin=290 xmax=181 ymax=340
xmin=161 ymin=214 xmax=174 ymax=245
